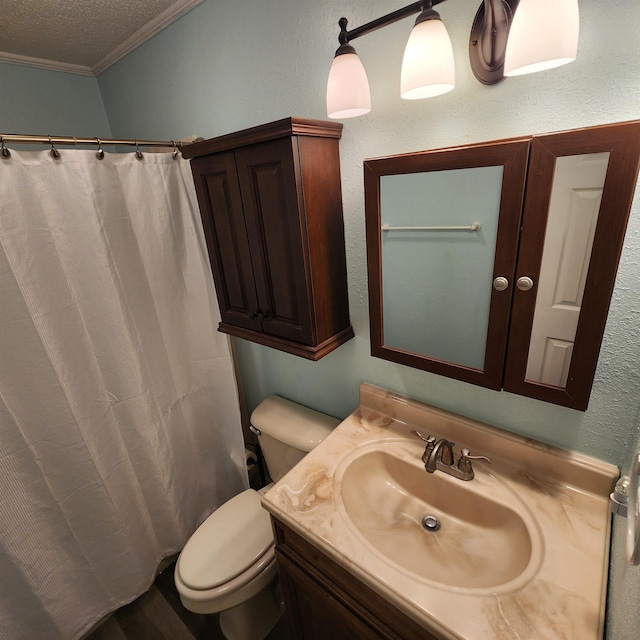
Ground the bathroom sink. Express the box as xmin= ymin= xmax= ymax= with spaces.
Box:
xmin=263 ymin=384 xmax=618 ymax=639
xmin=337 ymin=446 xmax=533 ymax=590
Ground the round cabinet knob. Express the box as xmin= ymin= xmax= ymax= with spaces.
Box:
xmin=493 ymin=277 xmax=509 ymax=292
xmin=516 ymin=276 xmax=534 ymax=291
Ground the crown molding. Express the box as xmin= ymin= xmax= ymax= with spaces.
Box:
xmin=0 ymin=0 xmax=205 ymax=78
xmin=0 ymin=51 xmax=94 ymax=76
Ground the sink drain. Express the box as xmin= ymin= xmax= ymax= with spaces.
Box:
xmin=422 ymin=515 xmax=441 ymax=531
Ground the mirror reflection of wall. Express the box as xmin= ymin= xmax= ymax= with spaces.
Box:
xmin=381 ymin=167 xmax=503 ymax=369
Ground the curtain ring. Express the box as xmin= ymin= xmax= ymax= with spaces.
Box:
xmin=0 ymin=136 xmax=10 ymax=159
xmin=135 ymin=140 xmax=143 ymax=160
xmin=49 ymin=136 xmax=61 ymax=159
xmin=172 ymin=141 xmax=179 ymax=160
xmin=96 ymin=138 xmax=104 ymax=160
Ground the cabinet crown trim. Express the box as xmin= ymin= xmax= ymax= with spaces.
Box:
xmin=182 ymin=117 xmax=343 ymax=159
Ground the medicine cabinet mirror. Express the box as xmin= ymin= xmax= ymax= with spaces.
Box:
xmin=365 ymin=121 xmax=640 ymax=410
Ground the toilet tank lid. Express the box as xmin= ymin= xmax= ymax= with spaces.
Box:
xmin=251 ymin=395 xmax=340 ymax=452
xmin=177 ymin=489 xmax=272 ymax=590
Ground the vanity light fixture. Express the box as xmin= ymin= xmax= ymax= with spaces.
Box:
xmin=400 ymin=3 xmax=455 ymax=100
xmin=503 ymin=0 xmax=580 ymax=77
xmin=326 ymin=26 xmax=372 ymax=119
xmin=326 ymin=0 xmax=580 ymax=118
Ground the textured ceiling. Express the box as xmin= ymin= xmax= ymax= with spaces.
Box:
xmin=0 ymin=0 xmax=201 ymax=74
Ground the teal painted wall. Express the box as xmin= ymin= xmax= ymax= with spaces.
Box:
xmin=98 ymin=0 xmax=640 ymax=467
xmin=0 ymin=62 xmax=111 ymax=138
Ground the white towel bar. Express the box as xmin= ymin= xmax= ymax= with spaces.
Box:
xmin=381 ymin=221 xmax=482 ymax=232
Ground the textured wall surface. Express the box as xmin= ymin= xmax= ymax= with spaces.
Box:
xmin=0 ymin=62 xmax=111 ymax=137
xmin=35 ymin=0 xmax=640 ymax=636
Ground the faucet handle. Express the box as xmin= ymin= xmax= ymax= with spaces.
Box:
xmin=457 ymin=448 xmax=491 ymax=475
xmin=411 ymin=430 xmax=436 ymax=444
xmin=411 ymin=431 xmax=437 ymax=465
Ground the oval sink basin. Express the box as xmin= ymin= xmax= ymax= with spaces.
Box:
xmin=338 ymin=448 xmax=533 ymax=590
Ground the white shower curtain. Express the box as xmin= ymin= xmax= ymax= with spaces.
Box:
xmin=0 ymin=149 xmax=248 ymax=640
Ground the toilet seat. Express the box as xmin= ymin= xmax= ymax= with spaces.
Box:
xmin=175 ymin=538 xmax=278 ymax=614
xmin=178 ymin=489 xmax=273 ymax=591
xmin=175 ymin=542 xmax=277 ymax=603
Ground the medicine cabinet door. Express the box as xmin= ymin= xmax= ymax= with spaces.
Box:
xmin=364 ymin=138 xmax=530 ymax=389
xmin=504 ymin=120 xmax=640 ymax=410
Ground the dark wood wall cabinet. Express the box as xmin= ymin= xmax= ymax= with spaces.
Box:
xmin=272 ymin=518 xmax=439 ymax=640
xmin=183 ymin=118 xmax=353 ymax=360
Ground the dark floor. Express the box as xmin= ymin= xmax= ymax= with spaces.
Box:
xmin=85 ymin=560 xmax=291 ymax=640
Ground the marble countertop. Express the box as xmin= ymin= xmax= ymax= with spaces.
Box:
xmin=261 ymin=384 xmax=619 ymax=640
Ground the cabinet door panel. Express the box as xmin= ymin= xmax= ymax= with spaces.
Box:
xmin=191 ymin=152 xmax=261 ymax=331
xmin=365 ymin=139 xmax=530 ymax=389
xmin=273 ymin=520 xmax=437 ymax=640
xmin=235 ymin=139 xmax=314 ymax=344
xmin=504 ymin=121 xmax=640 ymax=409
xmin=276 ymin=551 xmax=394 ymax=640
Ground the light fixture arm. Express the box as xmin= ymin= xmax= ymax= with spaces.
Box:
xmin=333 ymin=0 xmax=521 ymax=84
xmin=479 ymin=0 xmax=504 ymax=67
xmin=335 ymin=0 xmax=448 ymax=49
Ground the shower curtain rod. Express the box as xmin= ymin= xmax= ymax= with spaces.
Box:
xmin=0 ymin=133 xmax=188 ymax=151
xmin=0 ymin=133 xmax=184 ymax=147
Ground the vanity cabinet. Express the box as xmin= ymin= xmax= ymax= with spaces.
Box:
xmin=365 ymin=120 xmax=640 ymax=410
xmin=183 ymin=118 xmax=353 ymax=360
xmin=272 ymin=518 xmax=438 ymax=640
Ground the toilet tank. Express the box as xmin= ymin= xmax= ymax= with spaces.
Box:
xmin=250 ymin=395 xmax=340 ymax=483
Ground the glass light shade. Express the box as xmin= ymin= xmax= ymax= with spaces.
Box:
xmin=504 ymin=0 xmax=579 ymax=77
xmin=401 ymin=19 xmax=455 ymax=100
xmin=326 ymin=52 xmax=371 ymax=119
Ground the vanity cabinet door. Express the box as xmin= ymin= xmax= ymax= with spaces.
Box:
xmin=273 ymin=519 xmax=437 ymax=640
xmin=276 ymin=551 xmax=385 ymax=640
xmin=185 ymin=117 xmax=354 ymax=360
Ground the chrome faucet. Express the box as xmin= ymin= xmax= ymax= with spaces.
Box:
xmin=425 ymin=438 xmax=455 ymax=472
xmin=411 ymin=431 xmax=490 ymax=481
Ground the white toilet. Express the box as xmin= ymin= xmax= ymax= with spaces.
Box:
xmin=174 ymin=395 xmax=339 ymax=640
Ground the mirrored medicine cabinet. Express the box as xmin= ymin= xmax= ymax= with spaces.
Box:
xmin=365 ymin=121 xmax=640 ymax=410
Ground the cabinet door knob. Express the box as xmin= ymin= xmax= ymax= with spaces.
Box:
xmin=516 ymin=276 xmax=534 ymax=291
xmin=493 ymin=276 xmax=509 ymax=292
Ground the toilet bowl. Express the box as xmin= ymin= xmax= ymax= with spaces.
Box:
xmin=175 ymin=489 xmax=281 ymax=640
xmin=174 ymin=395 xmax=339 ymax=640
